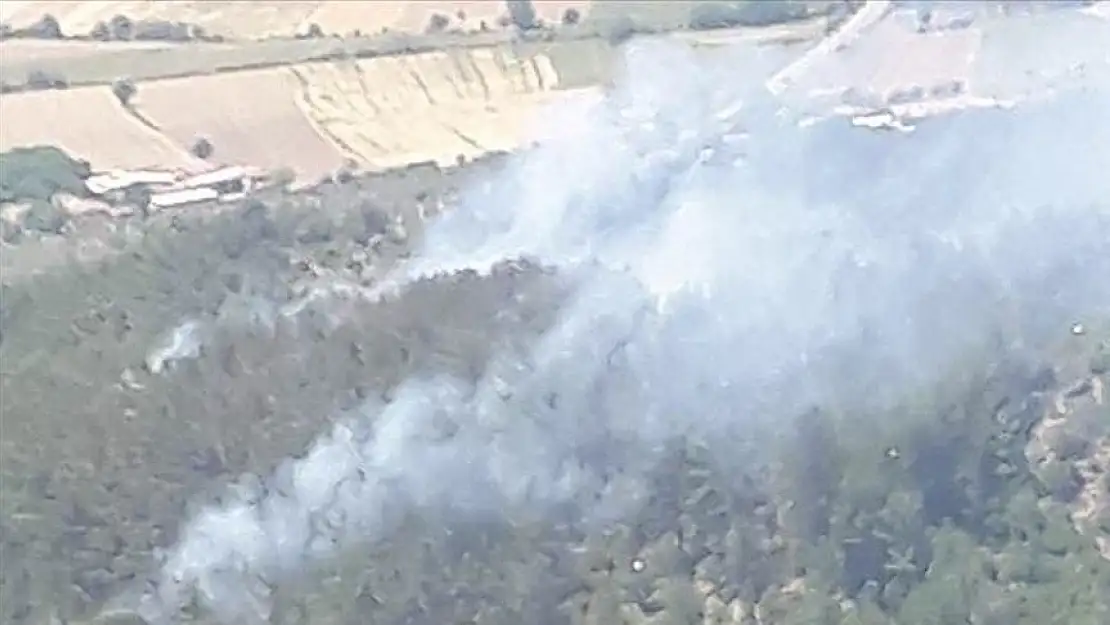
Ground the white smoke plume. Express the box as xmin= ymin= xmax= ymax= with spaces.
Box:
xmin=125 ymin=24 xmax=1110 ymax=625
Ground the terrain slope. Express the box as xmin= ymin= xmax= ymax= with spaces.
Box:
xmin=131 ymin=68 xmax=351 ymax=182
xmin=0 ymin=43 xmax=605 ymax=180
xmin=288 ymin=47 xmax=583 ymax=168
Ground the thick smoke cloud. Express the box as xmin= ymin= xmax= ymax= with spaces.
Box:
xmin=126 ymin=29 xmax=1110 ymax=625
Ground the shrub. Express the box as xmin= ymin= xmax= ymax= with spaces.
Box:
xmin=0 ymin=146 xmax=91 ymax=204
xmin=271 ymin=168 xmax=296 ymax=189
xmin=24 ymin=14 xmax=63 ymax=39
xmin=92 ymin=17 xmax=203 ymax=42
xmin=122 ymin=184 xmax=153 ymax=213
xmin=689 ymin=2 xmax=747 ymax=30
xmin=737 ymin=0 xmax=811 ymax=26
xmin=108 ymin=14 xmax=134 ymax=40
xmin=133 ymin=19 xmax=195 ymax=42
xmin=333 ymin=162 xmax=358 ymax=185
xmin=26 ymin=69 xmax=68 ymax=90
xmin=505 ymin=0 xmax=537 ymax=30
xmin=191 ymin=137 xmax=215 ymax=160
xmin=425 ymin=13 xmax=451 ymax=34
xmin=111 ymin=77 xmax=137 ymax=106
xmin=89 ymin=21 xmax=111 ymax=41
xmin=1036 ymin=459 xmax=1083 ymax=501
xmin=304 ymin=23 xmax=325 ymax=38
xmin=689 ymin=1 xmax=810 ymax=30
xmin=22 ymin=199 xmax=69 ymax=234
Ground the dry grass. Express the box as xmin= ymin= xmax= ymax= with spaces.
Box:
xmin=0 ymin=1 xmax=592 ymax=39
xmin=131 ymin=68 xmax=349 ymax=182
xmin=289 ymin=47 xmax=582 ymax=168
xmin=0 ymin=41 xmax=609 ymax=179
xmin=0 ymin=86 xmax=205 ymax=171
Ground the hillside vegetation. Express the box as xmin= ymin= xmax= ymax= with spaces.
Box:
xmin=2 ymin=4 xmax=1108 ymax=625
xmin=1 ymin=148 xmax=1107 ymax=625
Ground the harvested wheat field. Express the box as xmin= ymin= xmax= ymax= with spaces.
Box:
xmin=290 ymin=48 xmax=584 ymax=168
xmin=0 ymin=1 xmax=592 ymax=39
xmin=1 ymin=44 xmax=601 ymax=179
xmin=132 ymin=68 xmax=349 ymax=182
xmin=0 ymin=86 xmax=205 ymax=171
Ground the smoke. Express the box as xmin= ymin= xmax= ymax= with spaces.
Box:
xmin=126 ymin=29 xmax=1110 ymax=625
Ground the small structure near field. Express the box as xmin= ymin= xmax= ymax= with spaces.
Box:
xmin=85 ymin=169 xmax=179 ymax=196
xmin=84 ymin=164 xmax=275 ymax=212
xmin=149 ymin=186 xmax=221 ymax=210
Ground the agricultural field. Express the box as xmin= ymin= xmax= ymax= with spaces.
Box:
xmin=0 ymin=38 xmax=614 ymax=181
xmin=289 ymin=46 xmax=584 ymax=168
xmin=0 ymin=1 xmax=592 ymax=39
xmin=0 ymin=0 xmax=830 ymax=180
xmin=0 ymin=26 xmax=806 ymax=182
xmin=131 ymin=68 xmax=351 ymax=183
xmin=0 ymin=85 xmax=205 ymax=172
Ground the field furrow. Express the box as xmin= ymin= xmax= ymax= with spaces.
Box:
xmin=291 ymin=48 xmax=573 ymax=169
xmin=132 ymin=67 xmax=350 ymax=182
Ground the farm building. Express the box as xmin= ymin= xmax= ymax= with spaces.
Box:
xmin=83 ymin=164 xmax=275 ymax=212
xmin=149 ymin=187 xmax=220 ymax=210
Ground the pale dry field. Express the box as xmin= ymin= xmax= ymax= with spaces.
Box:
xmin=0 ymin=85 xmax=206 ymax=171
xmin=0 ymin=0 xmax=592 ymax=39
xmin=289 ymin=47 xmax=583 ymax=168
xmin=0 ymin=41 xmax=607 ymax=178
xmin=132 ymin=68 xmax=349 ymax=182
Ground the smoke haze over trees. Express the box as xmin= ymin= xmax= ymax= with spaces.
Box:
xmin=2 ymin=17 xmax=1110 ymax=625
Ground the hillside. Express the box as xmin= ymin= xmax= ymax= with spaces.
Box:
xmin=2 ymin=103 xmax=1108 ymax=625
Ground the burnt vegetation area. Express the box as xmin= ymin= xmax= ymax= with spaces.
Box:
xmin=1 ymin=140 xmax=1109 ymax=625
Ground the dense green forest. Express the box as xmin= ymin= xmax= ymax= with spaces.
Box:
xmin=280 ymin=334 xmax=1109 ymax=625
xmin=1 ymin=151 xmax=1108 ymax=625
